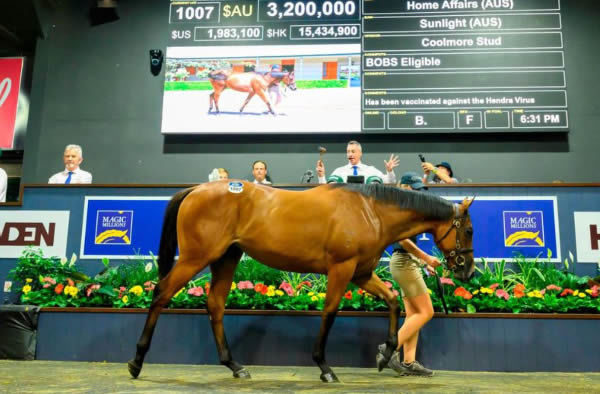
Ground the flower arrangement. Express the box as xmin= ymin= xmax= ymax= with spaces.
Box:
xmin=7 ymin=248 xmax=600 ymax=313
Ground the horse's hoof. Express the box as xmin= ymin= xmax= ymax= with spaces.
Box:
xmin=233 ymin=368 xmax=251 ymax=379
xmin=320 ymin=372 xmax=339 ymax=383
xmin=376 ymin=352 xmax=390 ymax=372
xmin=127 ymin=359 xmax=142 ymax=379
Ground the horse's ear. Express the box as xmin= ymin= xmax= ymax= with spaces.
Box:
xmin=464 ymin=196 xmax=476 ymax=209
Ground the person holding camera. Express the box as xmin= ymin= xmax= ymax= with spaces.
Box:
xmin=316 ymin=140 xmax=399 ymax=184
xmin=421 ymin=160 xmax=458 ymax=184
xmin=377 ymin=171 xmax=440 ymax=377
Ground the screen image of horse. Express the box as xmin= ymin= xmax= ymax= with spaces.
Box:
xmin=161 ymin=44 xmax=361 ymax=133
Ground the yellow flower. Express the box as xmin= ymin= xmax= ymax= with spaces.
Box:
xmin=480 ymin=287 xmax=493 ymax=294
xmin=573 ymin=290 xmax=579 ymax=296
xmin=578 ymin=293 xmax=586 ymax=298
xmin=26 ymin=278 xmax=33 ymax=283
xmin=268 ymin=285 xmax=275 ymax=291
xmin=585 ymin=289 xmax=593 ymax=295
xmin=129 ymin=285 xmax=143 ymax=296
xmin=308 ymin=291 xmax=314 ymax=296
xmin=64 ymin=285 xmax=79 ymax=297
xmin=275 ymin=290 xmax=284 ymax=296
xmin=527 ymin=290 xmax=543 ymax=299
xmin=22 ymin=285 xmax=31 ymax=294
xmin=427 ymin=289 xmax=432 ymax=295
xmin=231 ymin=282 xmax=237 ymax=291
xmin=311 ymin=295 xmax=318 ymax=301
xmin=122 ymin=295 xmax=129 ymax=304
xmin=266 ymin=287 xmax=275 ymax=297
xmin=318 ymin=293 xmax=326 ymax=299
xmin=174 ymin=288 xmax=184 ymax=298
xmin=473 ymin=290 xmax=480 ymax=295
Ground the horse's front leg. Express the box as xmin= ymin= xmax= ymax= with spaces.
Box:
xmin=240 ymin=92 xmax=255 ymax=113
xmin=207 ymin=247 xmax=249 ymax=378
xmin=313 ymin=262 xmax=355 ymax=383
xmin=208 ymin=92 xmax=214 ymax=112
xmin=352 ymin=272 xmax=399 ymax=371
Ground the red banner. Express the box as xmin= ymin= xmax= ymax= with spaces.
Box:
xmin=0 ymin=58 xmax=24 ymax=149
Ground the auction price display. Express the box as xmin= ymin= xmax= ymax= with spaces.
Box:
xmin=166 ymin=0 xmax=568 ymax=134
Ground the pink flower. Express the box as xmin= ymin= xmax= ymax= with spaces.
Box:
xmin=495 ymin=289 xmax=510 ymax=301
xmin=237 ymin=281 xmax=254 ymax=290
xmin=440 ymin=277 xmax=455 ymax=286
xmin=144 ymin=281 xmax=156 ymax=291
xmin=43 ymin=277 xmax=56 ymax=285
xmin=278 ymin=281 xmax=294 ymax=296
xmin=546 ymin=284 xmax=562 ymax=292
xmin=489 ymin=283 xmax=499 ymax=290
xmin=187 ymin=287 xmax=204 ymax=297
xmin=540 ymin=289 xmax=546 ymax=296
xmin=384 ymin=281 xmax=393 ymax=289
xmin=43 ymin=283 xmax=50 ymax=288
xmin=86 ymin=284 xmax=100 ymax=297
xmin=392 ymin=289 xmax=399 ymax=297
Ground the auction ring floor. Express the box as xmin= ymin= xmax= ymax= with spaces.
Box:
xmin=1 ymin=360 xmax=598 ymax=393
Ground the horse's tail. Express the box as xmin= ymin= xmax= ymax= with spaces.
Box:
xmin=157 ymin=187 xmax=195 ymax=279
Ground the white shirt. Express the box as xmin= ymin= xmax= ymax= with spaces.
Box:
xmin=48 ymin=168 xmax=93 ymax=184
xmin=0 ymin=168 xmax=7 ymax=202
xmin=253 ymin=179 xmax=272 ymax=185
xmin=318 ymin=162 xmax=396 ymax=184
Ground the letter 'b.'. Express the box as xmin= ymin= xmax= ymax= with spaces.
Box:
xmin=149 ymin=49 xmax=163 ymax=76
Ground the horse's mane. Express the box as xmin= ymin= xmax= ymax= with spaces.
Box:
xmin=330 ymin=183 xmax=455 ymax=220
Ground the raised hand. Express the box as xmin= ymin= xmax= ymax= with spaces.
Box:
xmin=421 ymin=162 xmax=435 ymax=174
xmin=384 ymin=154 xmax=399 ymax=173
xmin=316 ymin=159 xmax=325 ymax=177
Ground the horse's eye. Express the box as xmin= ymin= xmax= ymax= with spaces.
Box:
xmin=466 ymin=228 xmax=473 ymax=237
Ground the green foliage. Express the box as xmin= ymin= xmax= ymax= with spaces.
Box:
xmin=164 ymin=81 xmax=213 ymax=91
xmin=232 ymin=256 xmax=283 ymax=284
xmin=163 ymin=80 xmax=349 ymax=91
xmin=8 ymin=248 xmax=600 ymax=314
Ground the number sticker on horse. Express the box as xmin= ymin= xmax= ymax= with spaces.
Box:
xmin=228 ymin=182 xmax=244 ymax=193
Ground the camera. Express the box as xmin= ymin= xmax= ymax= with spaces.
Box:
xmin=149 ymin=49 xmax=163 ymax=76
xmin=418 ymin=154 xmax=426 ymax=163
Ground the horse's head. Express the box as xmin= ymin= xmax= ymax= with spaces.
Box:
xmin=282 ymin=71 xmax=297 ymax=91
xmin=433 ymin=197 xmax=475 ymax=281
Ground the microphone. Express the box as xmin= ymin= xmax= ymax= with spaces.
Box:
xmin=302 ymin=170 xmax=314 ymax=183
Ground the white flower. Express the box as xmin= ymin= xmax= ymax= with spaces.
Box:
xmin=69 ymin=253 xmax=77 ymax=267
xmin=145 ymin=262 xmax=153 ymax=273
xmin=569 ymin=251 xmax=574 ymax=263
xmin=60 ymin=257 xmax=68 ymax=266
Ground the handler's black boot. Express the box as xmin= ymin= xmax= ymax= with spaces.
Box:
xmin=388 ymin=351 xmax=434 ymax=377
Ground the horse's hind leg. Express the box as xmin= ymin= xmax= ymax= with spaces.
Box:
xmin=209 ymin=92 xmax=214 ymax=112
xmin=312 ymin=261 xmax=356 ymax=383
xmin=128 ymin=259 xmax=206 ymax=378
xmin=206 ymin=246 xmax=249 ymax=378
xmin=352 ymin=272 xmax=399 ymax=371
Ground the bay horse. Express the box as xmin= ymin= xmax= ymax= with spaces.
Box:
xmin=208 ymin=70 xmax=296 ymax=114
xmin=128 ymin=182 xmax=474 ymax=382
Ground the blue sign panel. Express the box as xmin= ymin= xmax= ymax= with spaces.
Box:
xmin=81 ymin=197 xmax=169 ymax=258
xmin=386 ymin=196 xmax=560 ymax=262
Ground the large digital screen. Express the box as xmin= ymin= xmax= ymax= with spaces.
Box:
xmin=162 ymin=0 xmax=568 ymax=134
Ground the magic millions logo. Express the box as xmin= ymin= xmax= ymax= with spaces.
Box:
xmin=503 ymin=211 xmax=544 ymax=247
xmin=95 ymin=210 xmax=133 ymax=244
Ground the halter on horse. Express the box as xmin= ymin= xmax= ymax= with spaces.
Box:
xmin=208 ymin=70 xmax=297 ymax=114
xmin=128 ymin=182 xmax=474 ymax=382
